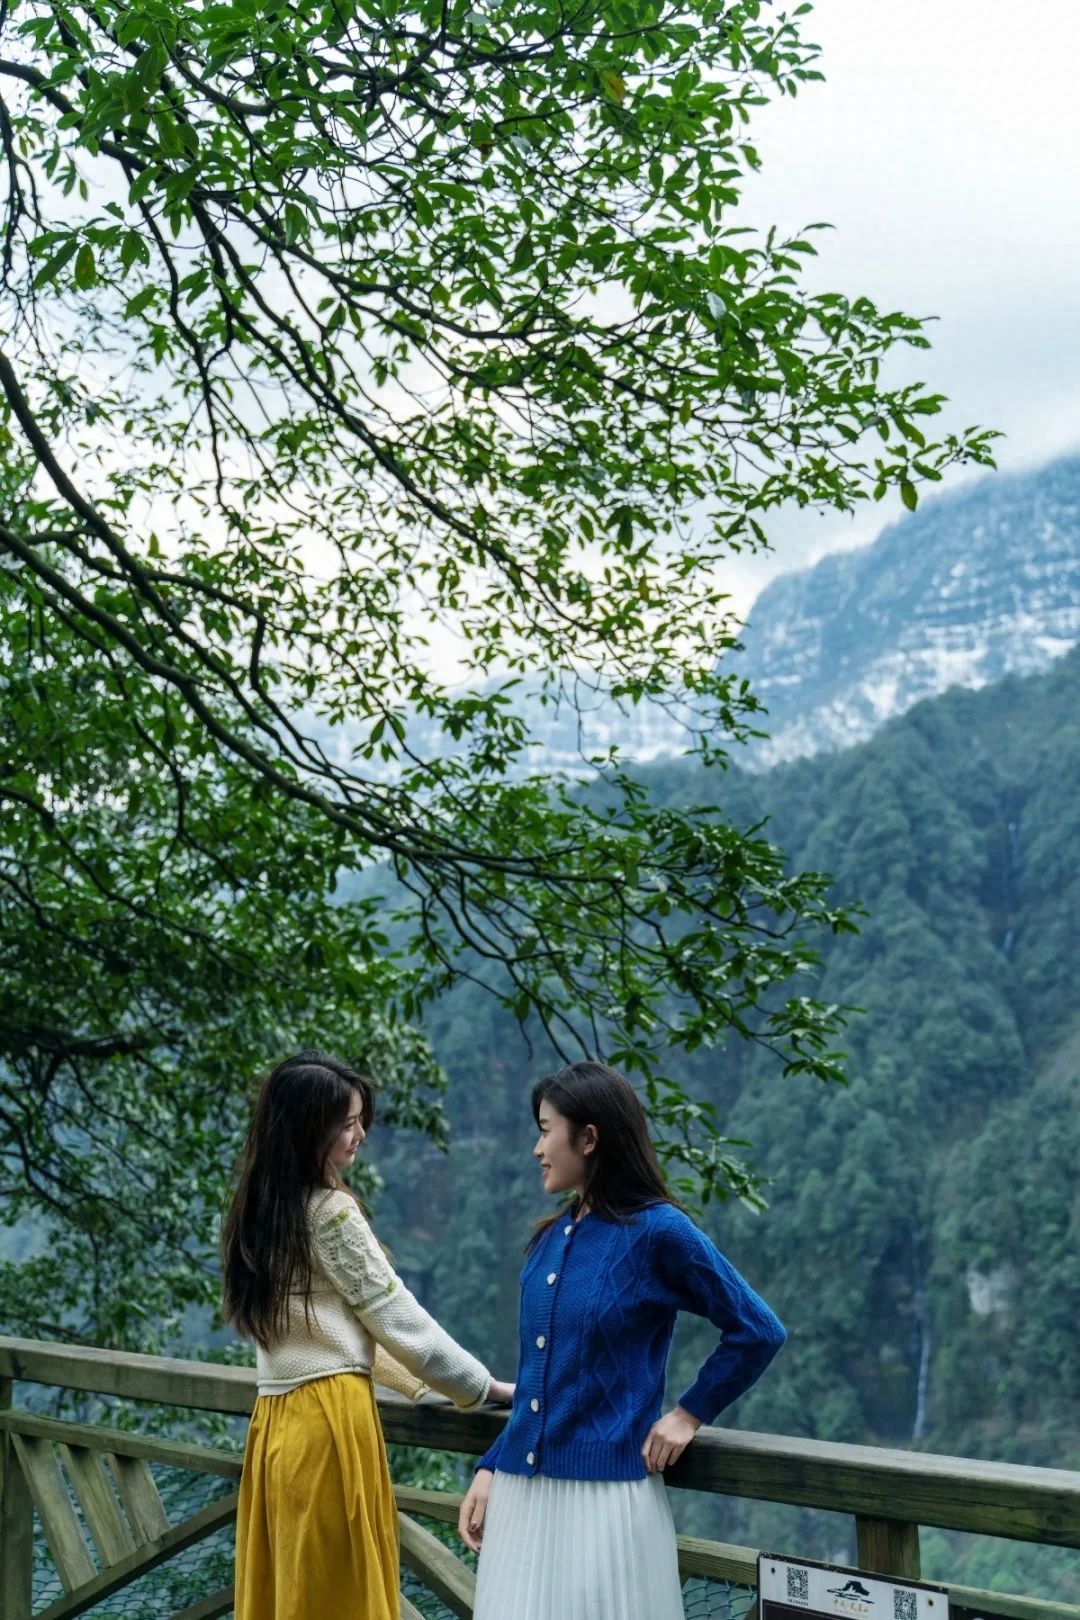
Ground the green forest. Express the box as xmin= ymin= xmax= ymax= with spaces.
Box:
xmin=371 ymin=643 xmax=1080 ymax=1598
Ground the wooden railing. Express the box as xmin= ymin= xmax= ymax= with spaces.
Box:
xmin=2 ymin=1336 xmax=1080 ymax=1620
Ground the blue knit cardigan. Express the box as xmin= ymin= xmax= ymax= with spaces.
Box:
xmin=477 ymin=1201 xmax=785 ymax=1481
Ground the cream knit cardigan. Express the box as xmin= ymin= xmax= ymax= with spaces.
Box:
xmin=256 ymin=1187 xmax=490 ymax=1408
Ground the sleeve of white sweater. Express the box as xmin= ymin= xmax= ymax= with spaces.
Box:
xmin=313 ymin=1192 xmax=490 ymax=1410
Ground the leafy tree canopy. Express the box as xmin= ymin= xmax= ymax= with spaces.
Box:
xmin=0 ymin=0 xmax=994 ymax=1341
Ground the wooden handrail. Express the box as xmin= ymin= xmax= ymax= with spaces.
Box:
xmin=4 ymin=1335 xmax=1080 ymax=1551
xmin=0 ymin=1339 xmax=257 ymax=1417
xmin=0 ymin=1411 xmax=242 ymax=1478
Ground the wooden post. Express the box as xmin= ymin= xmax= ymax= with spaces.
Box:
xmin=855 ymin=1515 xmax=921 ymax=1579
xmin=397 ymin=1514 xmax=475 ymax=1619
xmin=0 ymin=1377 xmax=34 ymax=1620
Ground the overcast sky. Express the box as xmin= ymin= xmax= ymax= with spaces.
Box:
xmin=722 ymin=0 xmax=1080 ymax=616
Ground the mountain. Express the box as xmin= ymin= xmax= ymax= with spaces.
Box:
xmin=737 ymin=454 xmax=1080 ymax=765
xmin=322 ymin=455 xmax=1080 ymax=778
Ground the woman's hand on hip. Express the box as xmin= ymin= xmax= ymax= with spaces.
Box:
xmin=641 ymin=1405 xmax=701 ymax=1473
xmin=487 ymin=1379 xmax=515 ymax=1405
xmin=458 ymin=1468 xmax=494 ymax=1553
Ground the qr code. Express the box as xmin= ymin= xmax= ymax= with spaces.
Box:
xmin=893 ymin=1591 xmax=918 ymax=1620
xmin=786 ymin=1567 xmax=810 ymax=1605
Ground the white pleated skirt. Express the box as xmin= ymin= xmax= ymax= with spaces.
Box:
xmin=473 ymin=1471 xmax=685 ymax=1620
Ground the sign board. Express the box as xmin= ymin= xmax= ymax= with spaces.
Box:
xmin=758 ymin=1554 xmax=949 ymax=1620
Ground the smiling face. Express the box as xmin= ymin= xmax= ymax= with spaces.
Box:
xmin=534 ymin=1101 xmax=597 ymax=1199
xmin=326 ymin=1088 xmax=367 ymax=1175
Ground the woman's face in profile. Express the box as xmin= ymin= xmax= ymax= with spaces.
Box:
xmin=327 ymin=1088 xmax=367 ymax=1174
xmin=533 ymin=1102 xmax=592 ymax=1196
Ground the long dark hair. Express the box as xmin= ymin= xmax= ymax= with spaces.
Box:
xmin=529 ymin=1060 xmax=679 ymax=1244
xmin=221 ymin=1050 xmax=374 ymax=1348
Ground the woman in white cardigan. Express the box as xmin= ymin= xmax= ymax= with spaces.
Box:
xmin=222 ymin=1049 xmax=512 ymax=1620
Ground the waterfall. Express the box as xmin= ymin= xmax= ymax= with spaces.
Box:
xmin=911 ymin=1223 xmax=931 ymax=1443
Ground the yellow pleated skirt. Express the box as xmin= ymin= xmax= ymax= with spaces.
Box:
xmin=235 ymin=1373 xmax=399 ymax=1620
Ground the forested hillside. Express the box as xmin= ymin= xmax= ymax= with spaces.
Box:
xmin=373 ymin=644 xmax=1080 ymax=1593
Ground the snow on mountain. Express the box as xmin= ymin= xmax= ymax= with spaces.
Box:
xmin=735 ymin=454 xmax=1080 ymax=767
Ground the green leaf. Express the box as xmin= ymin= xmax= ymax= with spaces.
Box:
xmin=73 ymin=244 xmax=97 ymax=289
xmin=128 ymin=167 xmax=159 ymax=205
xmin=124 ymin=286 xmax=157 ymax=317
xmin=120 ymin=230 xmax=147 ymax=273
xmin=31 ymin=238 xmax=79 ymax=289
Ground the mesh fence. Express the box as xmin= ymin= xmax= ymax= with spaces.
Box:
xmin=28 ymin=1477 xmax=757 ymax=1619
xmin=30 ymin=1465 xmax=235 ymax=1618
xmin=683 ymin=1576 xmax=757 ymax=1620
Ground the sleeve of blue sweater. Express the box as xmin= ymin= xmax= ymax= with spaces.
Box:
xmin=659 ymin=1208 xmax=787 ymax=1426
xmin=476 ymin=1424 xmax=506 ymax=1473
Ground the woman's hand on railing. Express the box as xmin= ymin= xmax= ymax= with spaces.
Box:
xmin=487 ymin=1379 xmax=515 ymax=1405
xmin=458 ymin=1466 xmax=494 ymax=1552
xmin=641 ymin=1404 xmax=701 ymax=1474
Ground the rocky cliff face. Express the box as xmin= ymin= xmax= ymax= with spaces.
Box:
xmin=737 ymin=455 xmax=1080 ymax=766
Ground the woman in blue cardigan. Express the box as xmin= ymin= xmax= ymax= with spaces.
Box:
xmin=459 ymin=1060 xmax=786 ymax=1620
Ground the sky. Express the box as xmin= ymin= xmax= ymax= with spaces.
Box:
xmin=722 ymin=0 xmax=1080 ymax=618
